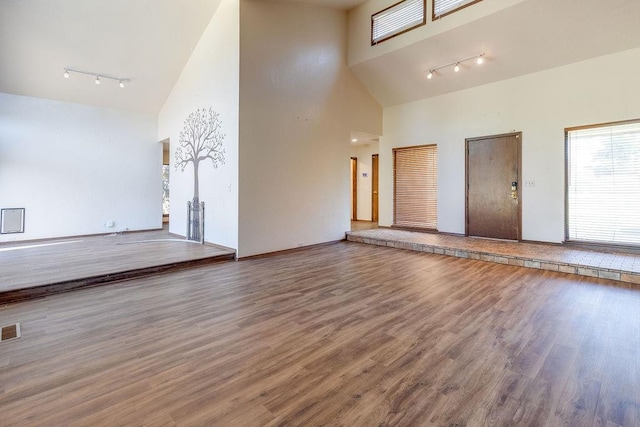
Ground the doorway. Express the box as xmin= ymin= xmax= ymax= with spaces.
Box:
xmin=466 ymin=132 xmax=521 ymax=240
xmin=162 ymin=140 xmax=170 ymax=226
xmin=350 ymin=157 xmax=357 ymax=221
xmin=371 ymin=154 xmax=379 ymax=222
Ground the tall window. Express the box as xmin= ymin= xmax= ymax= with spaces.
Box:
xmin=433 ymin=0 xmax=482 ymax=20
xmin=566 ymin=119 xmax=640 ymax=246
xmin=372 ymin=0 xmax=426 ymax=45
xmin=393 ymin=145 xmax=437 ymax=230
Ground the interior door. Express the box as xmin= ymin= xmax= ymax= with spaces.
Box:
xmin=350 ymin=157 xmax=357 ymax=221
xmin=372 ymin=154 xmax=379 ymax=222
xmin=466 ymin=133 xmax=521 ymax=240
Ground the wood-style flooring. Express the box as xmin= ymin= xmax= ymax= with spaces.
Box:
xmin=1 ymin=241 xmax=639 ymax=426
xmin=0 ymin=230 xmax=235 ymax=303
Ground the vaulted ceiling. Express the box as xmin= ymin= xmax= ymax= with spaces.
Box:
xmin=351 ymin=0 xmax=640 ymax=107
xmin=2 ymin=0 xmax=638 ymax=115
xmin=0 ymin=0 xmax=223 ymax=114
xmin=283 ymin=0 xmax=367 ymax=9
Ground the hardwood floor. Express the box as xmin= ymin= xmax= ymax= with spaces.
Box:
xmin=0 ymin=230 xmax=234 ymax=303
xmin=1 ymin=241 xmax=639 ymax=426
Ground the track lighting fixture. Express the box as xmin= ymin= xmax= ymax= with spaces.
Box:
xmin=425 ymin=53 xmax=486 ymax=81
xmin=62 ymin=68 xmax=130 ymax=88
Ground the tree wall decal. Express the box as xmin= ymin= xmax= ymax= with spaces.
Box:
xmin=175 ymin=107 xmax=226 ymax=241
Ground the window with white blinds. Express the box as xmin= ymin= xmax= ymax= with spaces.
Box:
xmin=433 ymin=0 xmax=482 ymax=19
xmin=371 ymin=0 xmax=425 ymax=45
xmin=566 ymin=120 xmax=640 ymax=246
xmin=393 ymin=145 xmax=437 ymax=230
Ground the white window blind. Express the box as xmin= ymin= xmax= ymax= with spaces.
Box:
xmin=372 ymin=0 xmax=425 ymax=45
xmin=433 ymin=0 xmax=480 ymax=18
xmin=567 ymin=120 xmax=640 ymax=245
xmin=394 ymin=145 xmax=437 ymax=229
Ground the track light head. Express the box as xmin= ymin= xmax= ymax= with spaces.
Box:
xmin=119 ymin=80 xmax=124 ymax=88
xmin=454 ymin=63 xmax=460 ymax=72
xmin=63 ymin=70 xmax=70 ymax=79
xmin=427 ymin=70 xmax=433 ymax=80
xmin=95 ymin=76 xmax=101 ymax=85
xmin=477 ymin=54 xmax=484 ymax=65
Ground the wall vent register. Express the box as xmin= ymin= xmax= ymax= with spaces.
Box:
xmin=1 ymin=323 xmax=21 ymax=343
xmin=1 ymin=208 xmax=25 ymax=234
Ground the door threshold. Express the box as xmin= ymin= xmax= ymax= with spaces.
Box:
xmin=469 ymin=236 xmax=519 ymax=243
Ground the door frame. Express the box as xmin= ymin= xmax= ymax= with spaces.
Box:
xmin=350 ymin=157 xmax=358 ymax=221
xmin=371 ymin=154 xmax=379 ymax=222
xmin=465 ymin=132 xmax=522 ymax=240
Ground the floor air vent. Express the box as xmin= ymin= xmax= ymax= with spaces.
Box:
xmin=1 ymin=323 xmax=21 ymax=342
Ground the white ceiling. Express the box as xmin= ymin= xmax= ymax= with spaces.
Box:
xmin=3 ymin=0 xmax=636 ymax=116
xmin=0 ymin=0 xmax=222 ymax=114
xmin=0 ymin=0 xmax=366 ymax=114
xmin=351 ymin=0 xmax=640 ymax=107
xmin=351 ymin=131 xmax=380 ymax=146
xmin=281 ymin=0 xmax=367 ymax=9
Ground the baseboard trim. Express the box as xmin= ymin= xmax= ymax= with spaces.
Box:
xmin=0 ymin=228 xmax=164 ymax=247
xmin=238 ymin=239 xmax=345 ymax=261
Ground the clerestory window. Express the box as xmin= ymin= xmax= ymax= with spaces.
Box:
xmin=372 ymin=0 xmax=426 ymax=45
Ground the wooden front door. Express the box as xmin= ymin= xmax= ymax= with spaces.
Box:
xmin=466 ymin=133 xmax=521 ymax=240
xmin=372 ymin=154 xmax=379 ymax=222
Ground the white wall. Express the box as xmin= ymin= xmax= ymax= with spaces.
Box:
xmin=381 ymin=47 xmax=640 ymax=243
xmin=350 ymin=142 xmax=379 ymax=221
xmin=158 ymin=0 xmax=239 ymax=250
xmin=238 ymin=0 xmax=382 ymax=257
xmin=0 ymin=92 xmax=160 ymax=242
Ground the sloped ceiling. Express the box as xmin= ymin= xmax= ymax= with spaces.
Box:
xmin=0 ymin=0 xmax=368 ymax=114
xmin=0 ymin=0 xmax=222 ymax=114
xmin=5 ymin=0 xmax=634 ymax=115
xmin=350 ymin=0 xmax=640 ymax=107
xmin=282 ymin=0 xmax=367 ymax=9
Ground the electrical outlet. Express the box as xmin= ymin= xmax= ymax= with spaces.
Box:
xmin=524 ymin=180 xmax=536 ymax=187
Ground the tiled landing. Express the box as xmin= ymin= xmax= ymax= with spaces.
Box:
xmin=346 ymin=228 xmax=640 ymax=286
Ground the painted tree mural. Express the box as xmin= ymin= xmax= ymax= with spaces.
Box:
xmin=175 ymin=107 xmax=226 ymax=241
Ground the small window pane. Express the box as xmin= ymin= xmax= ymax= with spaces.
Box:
xmin=433 ymin=0 xmax=482 ymax=19
xmin=372 ymin=0 xmax=425 ymax=45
